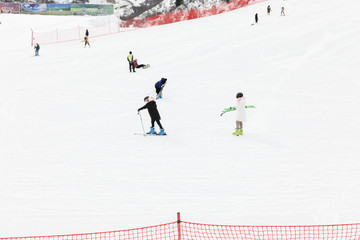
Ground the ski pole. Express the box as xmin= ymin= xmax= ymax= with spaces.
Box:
xmin=138 ymin=111 xmax=146 ymax=137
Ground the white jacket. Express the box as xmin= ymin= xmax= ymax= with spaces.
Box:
xmin=235 ymin=97 xmax=246 ymax=122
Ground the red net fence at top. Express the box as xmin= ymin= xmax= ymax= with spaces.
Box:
xmin=31 ymin=0 xmax=266 ymax=46
xmin=119 ymin=0 xmax=267 ymax=28
xmin=2 ymin=220 xmax=360 ymax=240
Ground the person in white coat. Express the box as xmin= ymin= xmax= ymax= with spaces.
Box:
xmin=233 ymin=92 xmax=246 ymax=136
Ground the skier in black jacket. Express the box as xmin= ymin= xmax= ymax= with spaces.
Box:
xmin=138 ymin=96 xmax=166 ymax=135
xmin=267 ymin=5 xmax=271 ymax=15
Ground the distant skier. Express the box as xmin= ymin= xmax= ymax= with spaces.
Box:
xmin=34 ymin=43 xmax=40 ymax=56
xmin=155 ymin=78 xmax=167 ymax=99
xmin=281 ymin=7 xmax=285 ymax=16
xmin=127 ymin=51 xmax=136 ymax=73
xmin=84 ymin=36 xmax=90 ymax=48
xmin=267 ymin=5 xmax=271 ymax=15
xmin=138 ymin=96 xmax=166 ymax=135
xmin=85 ymin=29 xmax=89 ymax=38
xmin=255 ymin=13 xmax=258 ymax=23
xmin=134 ymin=59 xmax=149 ymax=69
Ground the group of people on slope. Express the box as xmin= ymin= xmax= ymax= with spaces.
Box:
xmin=128 ymin=47 xmax=250 ymax=136
xmin=34 ymin=29 xmax=91 ymax=56
xmin=126 ymin=49 xmax=167 ymax=135
xmin=255 ymin=5 xmax=285 ymax=24
xmin=32 ymin=27 xmax=251 ymax=136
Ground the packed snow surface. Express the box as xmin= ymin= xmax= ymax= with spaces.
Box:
xmin=1 ymin=0 xmax=360 ymax=237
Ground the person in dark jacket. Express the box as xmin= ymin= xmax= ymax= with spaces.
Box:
xmin=85 ymin=29 xmax=89 ymax=37
xmin=155 ymin=78 xmax=167 ymax=99
xmin=34 ymin=43 xmax=40 ymax=56
xmin=138 ymin=96 xmax=166 ymax=135
xmin=255 ymin=13 xmax=258 ymax=23
xmin=267 ymin=5 xmax=271 ymax=15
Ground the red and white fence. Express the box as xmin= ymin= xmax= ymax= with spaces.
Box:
xmin=119 ymin=0 xmax=266 ymax=28
xmin=31 ymin=0 xmax=265 ymax=46
xmin=31 ymin=22 xmax=136 ymax=46
xmin=1 ymin=213 xmax=360 ymax=240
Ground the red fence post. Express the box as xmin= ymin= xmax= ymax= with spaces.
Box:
xmin=177 ymin=212 xmax=181 ymax=240
xmin=31 ymin=28 xmax=34 ymax=46
xmin=78 ymin=24 xmax=81 ymax=40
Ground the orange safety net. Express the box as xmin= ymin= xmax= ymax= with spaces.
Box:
xmin=31 ymin=22 xmax=136 ymax=46
xmin=2 ymin=221 xmax=360 ymax=240
xmin=119 ymin=0 xmax=266 ymax=28
xmin=181 ymin=221 xmax=360 ymax=240
xmin=1 ymin=222 xmax=178 ymax=240
xmin=31 ymin=0 xmax=265 ymax=45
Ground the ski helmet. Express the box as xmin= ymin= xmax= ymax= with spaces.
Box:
xmin=144 ymin=96 xmax=149 ymax=102
xmin=236 ymin=92 xmax=243 ymax=98
xmin=134 ymin=58 xmax=137 ymax=62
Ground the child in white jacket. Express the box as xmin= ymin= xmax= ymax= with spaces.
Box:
xmin=233 ymin=92 xmax=246 ymax=136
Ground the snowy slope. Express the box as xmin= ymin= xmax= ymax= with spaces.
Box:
xmin=1 ymin=0 xmax=360 ymax=237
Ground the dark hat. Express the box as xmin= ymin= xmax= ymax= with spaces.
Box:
xmin=236 ymin=92 xmax=243 ymax=98
xmin=144 ymin=96 xmax=149 ymax=102
xmin=129 ymin=51 xmax=132 ymax=54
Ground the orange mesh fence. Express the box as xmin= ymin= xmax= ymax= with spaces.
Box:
xmin=31 ymin=0 xmax=265 ymax=45
xmin=1 ymin=222 xmax=178 ymax=240
xmin=2 ymin=215 xmax=360 ymax=240
xmin=31 ymin=22 xmax=135 ymax=46
xmin=181 ymin=221 xmax=360 ymax=240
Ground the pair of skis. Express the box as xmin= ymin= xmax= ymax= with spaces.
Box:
xmin=134 ymin=133 xmax=167 ymax=136
xmin=135 ymin=112 xmax=167 ymax=136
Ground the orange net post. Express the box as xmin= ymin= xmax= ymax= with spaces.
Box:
xmin=177 ymin=212 xmax=181 ymax=240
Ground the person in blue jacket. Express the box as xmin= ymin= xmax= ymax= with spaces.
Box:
xmin=155 ymin=78 xmax=167 ymax=99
